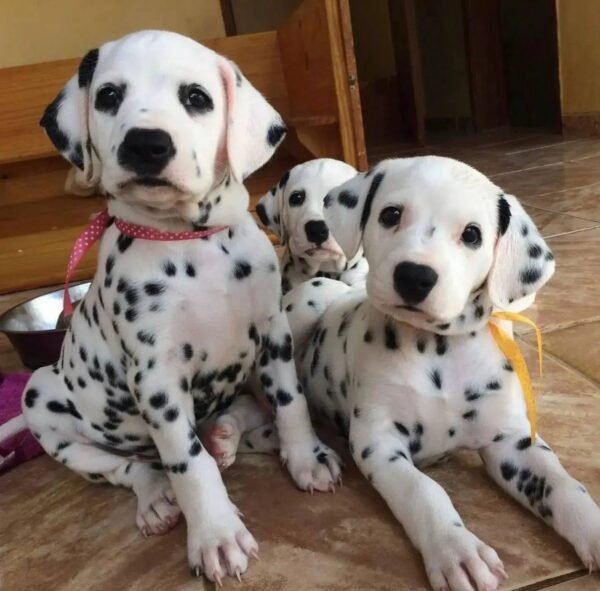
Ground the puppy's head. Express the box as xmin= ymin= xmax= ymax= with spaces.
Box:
xmin=41 ymin=30 xmax=286 ymax=224
xmin=324 ymin=156 xmax=555 ymax=324
xmin=256 ymin=159 xmax=357 ymax=267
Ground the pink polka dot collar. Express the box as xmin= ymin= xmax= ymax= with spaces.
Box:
xmin=63 ymin=208 xmax=228 ymax=316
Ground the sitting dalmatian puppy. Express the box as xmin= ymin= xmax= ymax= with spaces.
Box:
xmin=21 ymin=31 xmax=340 ymax=584
xmin=280 ymin=156 xmax=600 ymax=590
xmin=255 ymin=158 xmax=368 ymax=294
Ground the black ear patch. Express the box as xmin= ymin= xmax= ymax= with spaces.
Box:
xmin=40 ymin=90 xmax=69 ymax=153
xmin=267 ymin=123 xmax=287 ymax=147
xmin=360 ymin=172 xmax=385 ymax=230
xmin=497 ymin=196 xmax=511 ymax=236
xmin=256 ymin=202 xmax=270 ymax=227
xmin=78 ymin=48 xmax=100 ymax=88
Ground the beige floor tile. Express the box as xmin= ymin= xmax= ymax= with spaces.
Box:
xmin=515 ymin=228 xmax=600 ymax=334
xmin=536 ymin=573 xmax=600 ymax=590
xmin=526 ymin=207 xmax=599 ymax=238
xmin=524 ymin=181 xmax=600 ymax=224
xmin=524 ymin=321 xmax=600 ymax=386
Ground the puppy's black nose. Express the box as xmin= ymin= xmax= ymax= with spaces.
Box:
xmin=118 ymin=128 xmax=176 ymax=175
xmin=394 ymin=262 xmax=438 ymax=305
xmin=305 ymin=220 xmax=329 ymax=246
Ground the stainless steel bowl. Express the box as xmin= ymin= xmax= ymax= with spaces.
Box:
xmin=0 ymin=283 xmax=90 ymax=370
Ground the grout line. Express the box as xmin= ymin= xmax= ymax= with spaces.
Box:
xmin=519 ymin=315 xmax=600 ymax=337
xmin=543 ymin=225 xmax=600 ymax=239
xmin=519 ymin=339 xmax=600 ymax=393
xmin=505 ymin=137 xmax=591 ymax=156
xmin=510 ymin=570 xmax=590 ymax=591
xmin=524 ymin=202 xmax=600 ymax=226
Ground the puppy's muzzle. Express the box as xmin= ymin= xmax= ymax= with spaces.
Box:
xmin=304 ymin=220 xmax=329 ymax=246
xmin=394 ymin=261 xmax=438 ymax=305
xmin=118 ymin=128 xmax=176 ymax=177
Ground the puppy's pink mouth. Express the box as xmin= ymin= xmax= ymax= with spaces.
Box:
xmin=119 ymin=176 xmax=180 ymax=190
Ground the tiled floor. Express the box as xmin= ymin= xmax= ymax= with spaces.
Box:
xmin=1 ymin=130 xmax=599 ymax=590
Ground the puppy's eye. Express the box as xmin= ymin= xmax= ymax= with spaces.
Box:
xmin=379 ymin=206 xmax=403 ymax=228
xmin=179 ymin=84 xmax=214 ymax=114
xmin=95 ymin=84 xmax=124 ymax=113
xmin=289 ymin=190 xmax=306 ymax=207
xmin=461 ymin=224 xmax=482 ymax=248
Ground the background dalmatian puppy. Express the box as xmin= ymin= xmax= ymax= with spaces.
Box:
xmin=255 ymin=158 xmax=368 ymax=294
xmin=21 ymin=30 xmax=341 ymax=584
xmin=280 ymin=156 xmax=600 ymax=591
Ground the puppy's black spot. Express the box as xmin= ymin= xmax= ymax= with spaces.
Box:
xmin=448 ymin=428 xmax=456 ymax=437
xmin=117 ymin=234 xmax=134 ymax=253
xmin=364 ymin=330 xmax=373 ymax=343
xmin=435 ymin=334 xmax=448 ymax=355
xmin=233 ymin=260 xmax=252 ymax=280
xmin=528 ymin=244 xmax=543 ymax=259
xmin=40 ymin=90 xmax=70 ymax=154
xmin=353 ymin=407 xmax=361 ymax=418
xmin=24 ymin=388 xmax=39 ymax=408
xmin=105 ymin=256 xmax=115 ymax=275
xmin=520 ymin=267 xmax=542 ymax=285
xmin=125 ymin=308 xmax=138 ymax=322
xmin=516 ymin=437 xmax=532 ymax=450
xmin=136 ymin=330 xmax=155 ymax=346
xmin=487 ymin=380 xmax=501 ymax=391
xmin=256 ymin=202 xmax=270 ymax=227
xmin=163 ymin=261 xmax=177 ymax=276
xmin=429 ymin=369 xmax=442 ymax=390
xmin=164 ymin=407 xmax=179 ymax=422
xmin=47 ymin=399 xmax=82 ymax=420
xmin=149 ymin=392 xmax=167 ymax=409
xmin=144 ymin=281 xmax=165 ymax=296
xmin=464 ymin=388 xmax=481 ymax=402
xmin=409 ymin=439 xmax=422 ymax=455
xmin=545 ymin=250 xmax=554 ymax=261
xmin=361 ymin=445 xmax=374 ymax=460
xmin=185 ymin=263 xmax=196 ymax=277
xmin=182 ymin=343 xmax=193 ymax=361
xmin=501 ymin=461 xmax=518 ymax=481
xmin=267 ymin=123 xmax=287 ymax=147
xmin=462 ymin=409 xmax=477 ymax=421
xmin=417 ymin=338 xmax=426 ymax=353
xmin=394 ymin=422 xmax=409 ymax=437
xmin=384 ymin=323 xmax=398 ymax=350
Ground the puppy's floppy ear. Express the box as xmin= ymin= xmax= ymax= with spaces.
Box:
xmin=488 ymin=193 xmax=555 ymax=309
xmin=40 ymin=48 xmax=102 ymax=187
xmin=255 ymin=170 xmax=289 ymax=242
xmin=219 ymin=58 xmax=287 ymax=183
xmin=323 ymin=168 xmax=386 ymax=260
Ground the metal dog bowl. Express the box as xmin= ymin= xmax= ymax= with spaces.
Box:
xmin=0 ymin=283 xmax=90 ymax=370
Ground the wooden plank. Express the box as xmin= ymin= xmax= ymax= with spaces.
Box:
xmin=327 ymin=0 xmax=368 ymax=169
xmin=462 ymin=0 xmax=509 ymax=130
xmin=388 ymin=0 xmax=426 ymax=145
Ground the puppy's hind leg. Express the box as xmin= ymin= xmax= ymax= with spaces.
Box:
xmin=22 ymin=367 xmax=180 ymax=536
xmin=481 ymin=431 xmax=600 ymax=571
xmin=203 ymin=391 xmax=273 ymax=470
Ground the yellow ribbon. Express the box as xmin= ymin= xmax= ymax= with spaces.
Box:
xmin=489 ymin=311 xmax=543 ymax=441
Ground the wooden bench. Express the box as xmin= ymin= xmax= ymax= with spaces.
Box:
xmin=0 ymin=0 xmax=366 ymax=294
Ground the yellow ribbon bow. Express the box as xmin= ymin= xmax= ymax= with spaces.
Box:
xmin=489 ymin=311 xmax=543 ymax=440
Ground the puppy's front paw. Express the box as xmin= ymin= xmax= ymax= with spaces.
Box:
xmin=188 ymin=506 xmax=258 ymax=584
xmin=280 ymin=436 xmax=342 ymax=492
xmin=423 ymin=525 xmax=506 ymax=591
xmin=569 ymin=507 xmax=600 ymax=572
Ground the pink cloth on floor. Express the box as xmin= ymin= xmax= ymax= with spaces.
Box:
xmin=0 ymin=372 xmax=44 ymax=473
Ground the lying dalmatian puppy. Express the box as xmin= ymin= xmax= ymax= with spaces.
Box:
xmin=255 ymin=158 xmax=368 ymax=294
xmin=280 ymin=156 xmax=600 ymax=590
xmin=21 ymin=30 xmax=340 ymax=583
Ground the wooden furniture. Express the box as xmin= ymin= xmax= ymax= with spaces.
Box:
xmin=0 ymin=0 xmax=366 ymax=294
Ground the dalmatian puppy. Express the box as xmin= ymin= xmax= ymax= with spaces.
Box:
xmin=281 ymin=156 xmax=600 ymax=591
xmin=255 ymin=158 xmax=368 ymax=294
xmin=21 ymin=30 xmax=341 ymax=584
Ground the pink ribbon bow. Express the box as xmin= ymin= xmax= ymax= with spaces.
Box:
xmin=63 ymin=209 xmax=228 ymax=316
